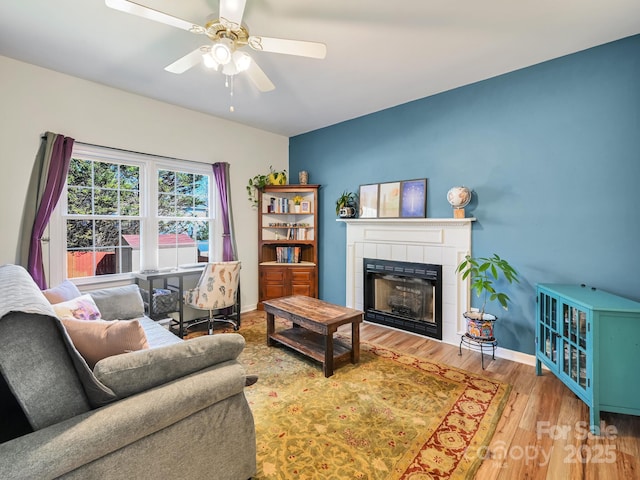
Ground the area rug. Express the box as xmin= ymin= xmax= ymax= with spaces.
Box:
xmin=192 ymin=319 xmax=511 ymax=479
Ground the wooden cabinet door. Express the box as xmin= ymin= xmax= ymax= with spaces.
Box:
xmin=260 ymin=267 xmax=288 ymax=301
xmin=290 ymin=268 xmax=316 ymax=297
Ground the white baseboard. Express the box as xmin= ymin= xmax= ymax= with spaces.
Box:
xmin=445 ymin=335 xmax=537 ymax=366
xmin=242 ymin=303 xmax=258 ymax=313
xmin=450 ymin=335 xmax=547 ymax=368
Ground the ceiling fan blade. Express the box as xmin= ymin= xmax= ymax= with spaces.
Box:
xmin=248 ymin=36 xmax=327 ymax=59
xmin=105 ymin=0 xmax=203 ymax=33
xmin=245 ymin=60 xmax=275 ymax=92
xmin=219 ymin=0 xmax=247 ymax=30
xmin=164 ymin=47 xmax=207 ymax=74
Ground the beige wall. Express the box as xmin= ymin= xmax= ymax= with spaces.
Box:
xmin=0 ymin=55 xmax=289 ymax=310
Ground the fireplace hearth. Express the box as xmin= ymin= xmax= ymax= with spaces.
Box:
xmin=364 ymin=258 xmax=442 ymax=340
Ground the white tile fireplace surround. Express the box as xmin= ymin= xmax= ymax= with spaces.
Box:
xmin=339 ymin=218 xmax=474 ymax=347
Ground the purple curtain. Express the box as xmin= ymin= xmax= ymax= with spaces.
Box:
xmin=27 ymin=134 xmax=75 ymax=289
xmin=213 ymin=162 xmax=237 ymax=261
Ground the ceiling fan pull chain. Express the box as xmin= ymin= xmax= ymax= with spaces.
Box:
xmin=227 ymin=74 xmax=235 ymax=112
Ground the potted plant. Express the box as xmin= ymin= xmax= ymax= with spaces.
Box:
xmin=455 ymin=253 xmax=520 ymax=340
xmin=267 ymin=168 xmax=287 ymax=186
xmin=336 ymin=191 xmax=357 ymax=218
xmin=292 ymin=195 xmax=303 ymax=212
xmin=246 ymin=166 xmax=287 ymax=206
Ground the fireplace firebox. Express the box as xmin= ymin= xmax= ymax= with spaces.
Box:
xmin=363 ymin=258 xmax=442 ymax=340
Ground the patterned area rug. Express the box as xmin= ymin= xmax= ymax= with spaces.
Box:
xmin=190 ymin=319 xmax=511 ymax=479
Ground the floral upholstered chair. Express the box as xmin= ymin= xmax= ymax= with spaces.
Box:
xmin=183 ymin=261 xmax=241 ymax=335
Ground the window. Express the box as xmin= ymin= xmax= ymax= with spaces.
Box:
xmin=156 ymin=168 xmax=211 ymax=270
xmin=50 ymin=144 xmax=215 ymax=282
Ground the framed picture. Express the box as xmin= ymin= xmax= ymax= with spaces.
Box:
xmin=378 ymin=182 xmax=401 ymax=218
xmin=300 ymin=200 xmax=311 ymax=213
xmin=358 ymin=183 xmax=379 ymax=218
xmin=400 ymin=179 xmax=427 ymax=218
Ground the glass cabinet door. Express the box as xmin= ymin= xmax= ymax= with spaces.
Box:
xmin=538 ymin=292 xmax=558 ymax=365
xmin=560 ymin=302 xmax=589 ymax=391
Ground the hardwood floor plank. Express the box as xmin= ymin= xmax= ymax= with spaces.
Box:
xmin=475 ymin=390 xmax=530 ymax=478
xmin=589 ymin=412 xmax=640 ymax=479
xmin=544 ymin=394 xmax=585 ymax=480
xmin=518 ymin=373 xmax=565 ymax=431
xmin=495 ymin=426 xmax=553 ymax=480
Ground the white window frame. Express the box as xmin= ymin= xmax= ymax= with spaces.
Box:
xmin=49 ymin=144 xmax=218 ymax=287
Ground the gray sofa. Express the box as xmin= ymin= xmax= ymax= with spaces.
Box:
xmin=0 ymin=264 xmax=256 ymax=479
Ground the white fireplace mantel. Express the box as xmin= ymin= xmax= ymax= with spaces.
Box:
xmin=338 ymin=218 xmax=475 ymax=225
xmin=338 ymin=217 xmax=475 ymax=346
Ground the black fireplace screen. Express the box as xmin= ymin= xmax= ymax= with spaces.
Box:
xmin=364 ymin=258 xmax=442 ymax=339
xmin=375 ymin=275 xmax=433 ymax=320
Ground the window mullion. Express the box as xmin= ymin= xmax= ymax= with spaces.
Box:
xmin=141 ymin=161 xmax=158 ymax=271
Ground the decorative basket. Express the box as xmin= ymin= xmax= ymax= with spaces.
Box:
xmin=141 ymin=287 xmax=179 ymax=318
xmin=463 ymin=312 xmax=497 ymax=340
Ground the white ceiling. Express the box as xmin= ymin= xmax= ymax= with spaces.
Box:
xmin=1 ymin=0 xmax=639 ymax=137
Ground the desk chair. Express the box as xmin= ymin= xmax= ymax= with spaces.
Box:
xmin=183 ymin=261 xmax=241 ymax=335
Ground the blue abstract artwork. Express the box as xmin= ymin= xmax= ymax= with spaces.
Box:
xmin=400 ymin=179 xmax=427 ymax=217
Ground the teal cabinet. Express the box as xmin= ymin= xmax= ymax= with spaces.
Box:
xmin=535 ymin=284 xmax=640 ymax=433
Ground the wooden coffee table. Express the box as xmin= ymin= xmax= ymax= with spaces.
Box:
xmin=263 ymin=295 xmax=363 ymax=377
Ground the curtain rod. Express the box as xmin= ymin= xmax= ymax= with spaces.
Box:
xmin=41 ymin=134 xmax=211 ymax=165
xmin=74 ymin=140 xmax=198 ymax=164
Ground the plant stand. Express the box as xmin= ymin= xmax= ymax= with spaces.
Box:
xmin=459 ymin=333 xmax=497 ymax=369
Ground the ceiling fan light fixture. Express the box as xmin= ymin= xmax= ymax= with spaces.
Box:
xmin=233 ymin=51 xmax=252 ymax=72
xmin=203 ymin=52 xmax=220 ymax=70
xmin=211 ymin=37 xmax=234 ymax=65
xmin=221 ymin=61 xmax=238 ymax=76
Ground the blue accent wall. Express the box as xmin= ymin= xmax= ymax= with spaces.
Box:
xmin=289 ymin=35 xmax=640 ymax=355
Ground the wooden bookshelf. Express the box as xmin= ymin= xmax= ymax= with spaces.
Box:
xmin=258 ymin=184 xmax=319 ymax=308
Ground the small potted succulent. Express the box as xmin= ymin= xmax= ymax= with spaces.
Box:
xmin=336 ymin=191 xmax=357 ymax=218
xmin=456 ymin=253 xmax=519 ymax=340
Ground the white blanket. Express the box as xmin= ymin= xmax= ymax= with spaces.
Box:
xmin=0 ymin=264 xmax=56 ymax=320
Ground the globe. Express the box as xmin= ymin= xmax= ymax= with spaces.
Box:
xmin=447 ymin=186 xmax=471 ymax=209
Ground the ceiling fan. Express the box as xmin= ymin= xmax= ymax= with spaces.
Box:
xmin=105 ymin=0 xmax=327 ymax=94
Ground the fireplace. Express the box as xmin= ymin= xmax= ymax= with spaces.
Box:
xmin=364 ymin=258 xmax=442 ymax=340
xmin=341 ymin=217 xmax=474 ymax=345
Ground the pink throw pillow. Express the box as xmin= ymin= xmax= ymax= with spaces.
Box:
xmin=61 ymin=319 xmax=149 ymax=368
xmin=42 ymin=280 xmax=82 ymax=304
